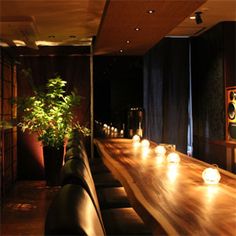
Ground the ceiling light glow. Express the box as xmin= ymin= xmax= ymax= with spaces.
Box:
xmin=36 ymin=41 xmax=61 ymax=46
xmin=0 ymin=41 xmax=9 ymax=47
xmin=147 ymin=10 xmax=155 ymax=14
xmin=13 ymin=40 xmax=26 ymax=46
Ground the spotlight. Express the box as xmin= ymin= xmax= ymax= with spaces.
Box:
xmin=195 ymin=11 xmax=203 ymax=24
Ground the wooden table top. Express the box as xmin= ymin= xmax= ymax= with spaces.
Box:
xmin=94 ymin=138 xmax=236 ymax=236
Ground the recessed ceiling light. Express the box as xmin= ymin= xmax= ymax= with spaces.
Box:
xmin=135 ymin=27 xmax=140 ymax=31
xmin=147 ymin=10 xmax=155 ymax=14
xmin=190 ymin=16 xmax=196 ymax=20
xmin=119 ymin=49 xmax=123 ymax=53
xmin=126 ymin=40 xmax=130 ymax=44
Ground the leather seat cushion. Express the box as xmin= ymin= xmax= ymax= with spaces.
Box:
xmin=92 ymin=172 xmax=122 ymax=188
xmin=97 ymin=187 xmax=130 ymax=209
xmin=101 ymin=207 xmax=151 ymax=235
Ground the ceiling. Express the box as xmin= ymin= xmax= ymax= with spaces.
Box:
xmin=0 ymin=0 xmax=236 ymax=55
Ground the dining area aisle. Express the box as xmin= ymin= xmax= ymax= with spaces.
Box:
xmin=1 ymin=181 xmax=60 ymax=236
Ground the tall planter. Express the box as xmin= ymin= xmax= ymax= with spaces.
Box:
xmin=43 ymin=146 xmax=64 ymax=186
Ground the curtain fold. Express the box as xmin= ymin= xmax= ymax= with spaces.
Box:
xmin=143 ymin=38 xmax=189 ymax=153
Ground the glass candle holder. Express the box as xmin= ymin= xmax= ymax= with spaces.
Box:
xmin=155 ymin=145 xmax=166 ymax=156
xmin=167 ymin=152 xmax=180 ymax=163
xmin=202 ymin=166 xmax=221 ymax=184
xmin=141 ymin=139 xmax=150 ymax=148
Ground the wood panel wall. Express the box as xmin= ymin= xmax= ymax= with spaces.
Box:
xmin=0 ymin=49 xmax=17 ymax=198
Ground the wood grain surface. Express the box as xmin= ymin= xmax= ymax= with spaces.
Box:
xmin=94 ymin=138 xmax=236 ymax=236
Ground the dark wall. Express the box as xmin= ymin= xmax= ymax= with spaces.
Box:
xmin=224 ymin=22 xmax=236 ymax=87
xmin=191 ymin=22 xmax=236 ymax=169
xmin=143 ymin=38 xmax=189 ymax=153
xmin=94 ymin=56 xmax=143 ymax=131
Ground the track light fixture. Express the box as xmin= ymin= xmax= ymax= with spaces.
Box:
xmin=195 ymin=11 xmax=203 ymax=24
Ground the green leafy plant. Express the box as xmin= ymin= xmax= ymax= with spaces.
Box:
xmin=17 ymin=76 xmax=90 ymax=148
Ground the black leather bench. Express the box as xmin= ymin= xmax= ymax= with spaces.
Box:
xmin=45 ymin=131 xmax=152 ymax=235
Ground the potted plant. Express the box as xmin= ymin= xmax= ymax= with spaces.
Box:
xmin=17 ymin=76 xmax=90 ymax=186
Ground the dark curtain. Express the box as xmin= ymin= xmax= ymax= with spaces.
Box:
xmin=93 ymin=56 xmax=143 ymax=131
xmin=17 ymin=55 xmax=90 ymax=179
xmin=191 ymin=23 xmax=225 ymax=166
xmin=143 ymin=38 xmax=189 ymax=153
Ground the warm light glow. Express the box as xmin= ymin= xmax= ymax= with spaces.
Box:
xmin=147 ymin=9 xmax=155 ymax=14
xmin=167 ymin=164 xmax=178 ymax=182
xmin=156 ymin=154 xmax=165 ymax=164
xmin=141 ymin=139 xmax=150 ymax=148
xmin=167 ymin=152 xmax=180 ymax=163
xmin=132 ymin=135 xmax=141 ymax=143
xmin=13 ymin=40 xmax=26 ymax=46
xmin=155 ymin=145 xmax=166 ymax=156
xmin=190 ymin=16 xmax=196 ymax=20
xmin=206 ymin=185 xmax=219 ymax=202
xmin=36 ymin=41 xmax=61 ymax=46
xmin=132 ymin=135 xmax=140 ymax=149
xmin=142 ymin=148 xmax=149 ymax=158
xmin=0 ymin=41 xmax=9 ymax=47
xmin=202 ymin=167 xmax=221 ymax=184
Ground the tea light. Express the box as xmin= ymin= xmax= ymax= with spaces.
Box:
xmin=132 ymin=134 xmax=141 ymax=143
xmin=202 ymin=166 xmax=221 ymax=184
xmin=141 ymin=139 xmax=150 ymax=148
xmin=155 ymin=145 xmax=166 ymax=156
xmin=167 ymin=152 xmax=180 ymax=163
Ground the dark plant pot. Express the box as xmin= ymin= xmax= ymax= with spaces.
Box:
xmin=43 ymin=146 xmax=64 ymax=186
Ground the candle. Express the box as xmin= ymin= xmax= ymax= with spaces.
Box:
xmin=202 ymin=166 xmax=221 ymax=184
xmin=167 ymin=152 xmax=180 ymax=163
xmin=132 ymin=134 xmax=141 ymax=143
xmin=141 ymin=139 xmax=150 ymax=148
xmin=155 ymin=145 xmax=166 ymax=156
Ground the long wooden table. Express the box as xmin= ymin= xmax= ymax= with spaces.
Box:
xmin=94 ymin=138 xmax=236 ymax=236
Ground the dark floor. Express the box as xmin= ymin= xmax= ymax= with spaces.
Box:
xmin=1 ymin=181 xmax=60 ymax=236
